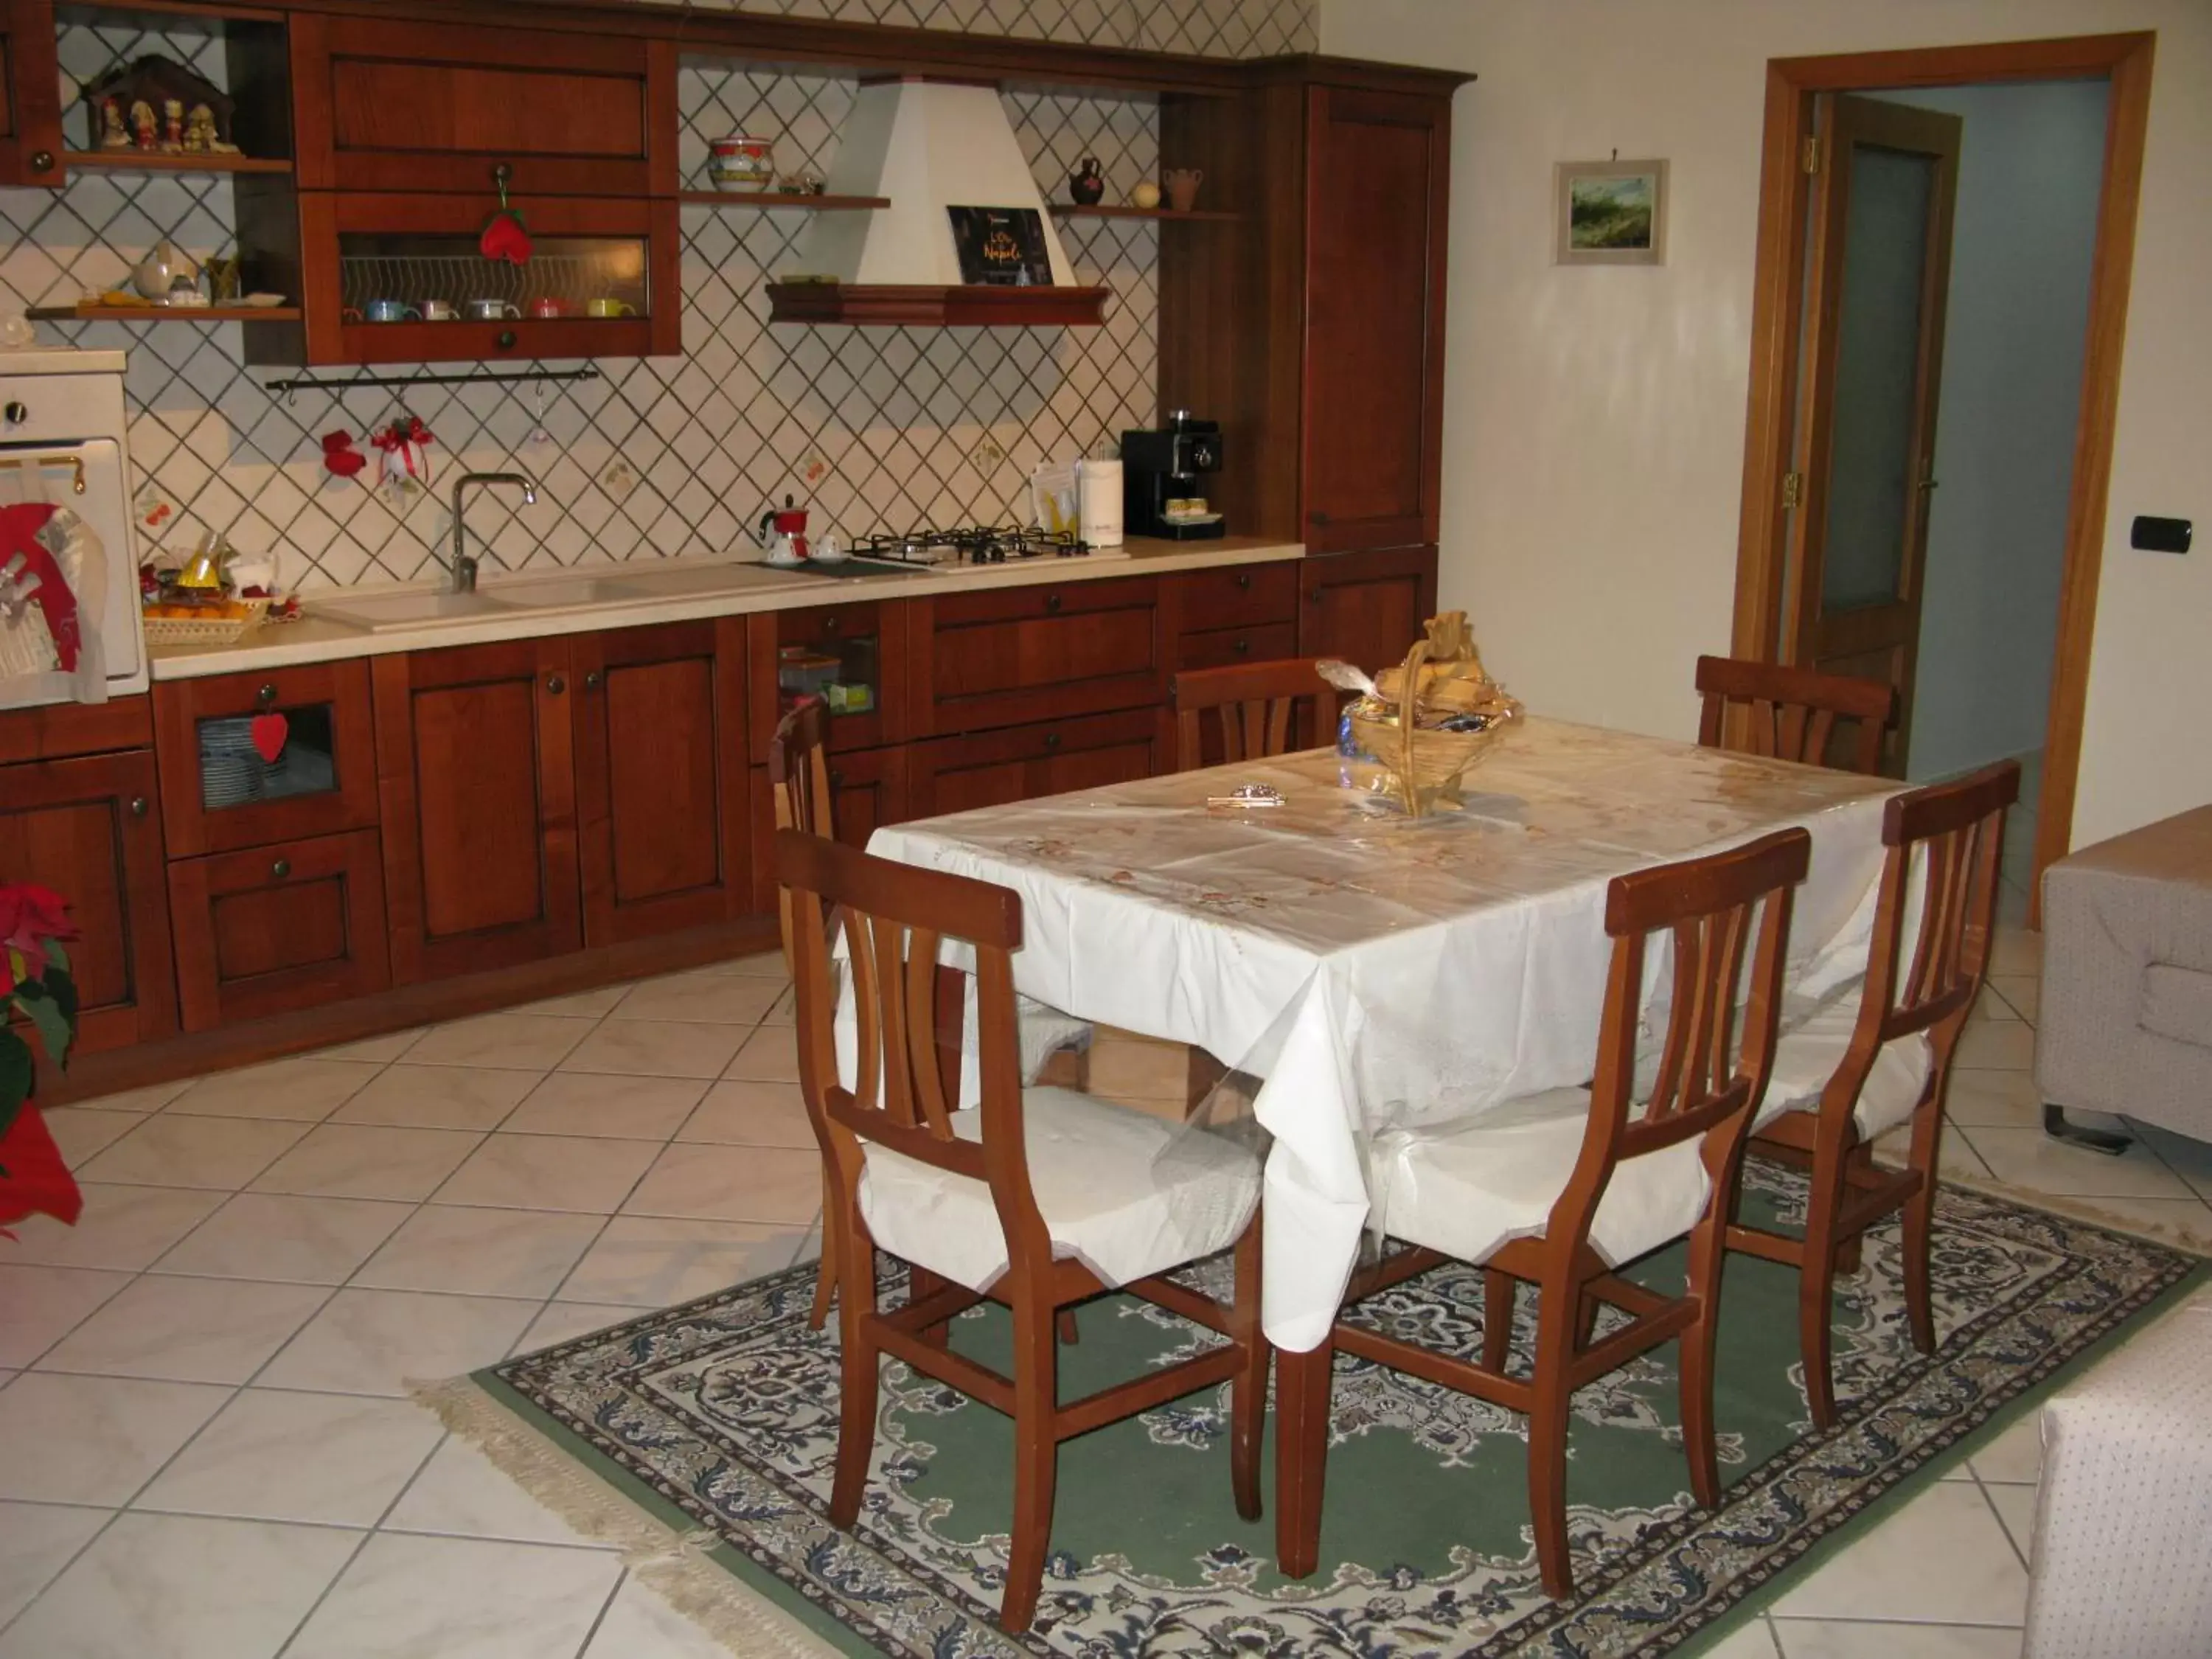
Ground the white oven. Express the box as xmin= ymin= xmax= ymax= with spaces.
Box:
xmin=0 ymin=347 xmax=147 ymax=706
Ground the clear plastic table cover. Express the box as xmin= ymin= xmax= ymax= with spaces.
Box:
xmin=864 ymin=718 xmax=1902 ymax=1351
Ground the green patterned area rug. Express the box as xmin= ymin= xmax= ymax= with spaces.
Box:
xmin=429 ymin=1163 xmax=2204 ymax=1658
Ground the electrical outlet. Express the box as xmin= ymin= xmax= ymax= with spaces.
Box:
xmin=971 ymin=434 xmax=1006 ymax=472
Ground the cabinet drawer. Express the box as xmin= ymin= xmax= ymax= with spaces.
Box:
xmin=914 ymin=579 xmax=1166 ymax=735
xmin=1175 ymin=621 xmax=1299 ymax=672
xmin=169 ymin=830 xmax=391 ymax=1031
xmin=291 ymin=18 xmax=674 ymax=196
xmin=1175 ymin=561 xmax=1298 ymax=632
xmin=153 ymin=661 xmax=380 ymax=857
xmin=908 ymin=709 xmax=1161 ymax=819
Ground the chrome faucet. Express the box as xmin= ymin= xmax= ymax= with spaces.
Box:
xmin=445 ymin=471 xmax=539 ymax=593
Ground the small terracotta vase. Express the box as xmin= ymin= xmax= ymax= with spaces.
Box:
xmin=1164 ymin=167 xmax=1205 ymax=212
xmin=1069 ymin=156 xmax=1105 ymax=206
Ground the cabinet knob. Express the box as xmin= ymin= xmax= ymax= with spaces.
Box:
xmin=828 ymin=770 xmax=845 ymax=789
xmin=1236 ymin=572 xmax=1252 ymax=591
xmin=1307 ymin=588 xmax=1324 ymax=603
xmin=495 ymin=330 xmax=518 ymax=350
xmin=1043 ymin=731 xmax=1061 ymax=751
xmin=493 ymin=161 xmax=512 ymax=188
xmin=1043 ymin=592 xmax=1062 ymax=614
xmin=29 ymin=151 xmax=53 ymax=175
xmin=1233 ymin=638 xmax=1251 ymax=655
xmin=2 ymin=402 xmax=25 ymax=425
xmin=583 ymin=670 xmax=603 ymax=690
xmin=257 ymin=681 xmax=278 ymax=707
xmin=1310 ymin=510 xmax=1332 ymax=526
xmin=128 ymin=795 xmax=148 ymax=818
xmin=821 ymin=616 xmax=839 ymax=633
xmin=546 ymin=673 xmax=566 ymax=695
xmin=271 ymin=858 xmax=291 ymax=879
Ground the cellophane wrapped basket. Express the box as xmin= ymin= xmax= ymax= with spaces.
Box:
xmin=1346 ymin=612 xmax=1523 ymax=817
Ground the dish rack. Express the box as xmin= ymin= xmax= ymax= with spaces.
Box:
xmin=1347 ymin=612 xmax=1523 ymax=818
xmin=140 ymin=599 xmax=268 ymax=649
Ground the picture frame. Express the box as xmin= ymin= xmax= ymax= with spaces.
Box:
xmin=1554 ymin=159 xmax=1668 ymax=265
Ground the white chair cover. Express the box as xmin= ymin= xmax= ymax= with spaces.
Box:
xmin=1756 ymin=986 xmax=1933 ymax=1139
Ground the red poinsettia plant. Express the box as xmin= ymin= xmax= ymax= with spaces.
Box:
xmin=0 ymin=883 xmax=83 ymax=1232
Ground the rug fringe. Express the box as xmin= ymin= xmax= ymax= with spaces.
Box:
xmin=411 ymin=1377 xmax=847 ymax=1659
xmin=1939 ymin=1174 xmax=2212 ymax=1253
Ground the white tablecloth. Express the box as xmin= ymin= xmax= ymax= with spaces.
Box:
xmin=867 ymin=718 xmax=1899 ymax=1349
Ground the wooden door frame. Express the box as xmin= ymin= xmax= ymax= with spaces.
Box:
xmin=1728 ymin=31 xmax=2155 ymax=917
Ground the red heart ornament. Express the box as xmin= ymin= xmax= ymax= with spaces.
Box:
xmin=479 ymin=211 xmax=533 ymax=266
xmin=250 ymin=712 xmax=288 ymax=764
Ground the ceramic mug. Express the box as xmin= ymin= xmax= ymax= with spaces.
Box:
xmin=363 ymin=299 xmax=420 ymax=323
xmin=465 ymin=299 xmax=521 ymax=321
xmin=585 ymin=298 xmax=636 ymax=319
xmin=707 ymin=133 xmax=776 ymax=190
xmin=528 ymin=297 xmax=568 ymax=319
xmin=419 ymin=299 xmax=458 ymax=321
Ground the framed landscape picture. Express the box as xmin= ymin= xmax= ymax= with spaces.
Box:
xmin=1555 ymin=159 xmax=1668 ymax=265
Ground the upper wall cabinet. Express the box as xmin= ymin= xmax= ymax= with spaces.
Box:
xmin=0 ymin=0 xmax=62 ymax=186
xmin=288 ymin=17 xmax=678 ymax=197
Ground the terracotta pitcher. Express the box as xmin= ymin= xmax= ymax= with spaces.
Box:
xmin=1163 ymin=167 xmax=1205 ymax=212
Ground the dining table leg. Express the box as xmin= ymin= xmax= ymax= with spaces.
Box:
xmin=1274 ymin=1334 xmax=1335 ymax=1579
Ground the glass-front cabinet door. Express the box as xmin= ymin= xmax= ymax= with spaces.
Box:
xmin=748 ymin=602 xmax=905 ymax=760
xmin=296 ymin=194 xmax=680 ymax=364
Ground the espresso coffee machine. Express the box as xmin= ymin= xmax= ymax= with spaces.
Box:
xmin=1121 ymin=411 xmax=1225 ymax=540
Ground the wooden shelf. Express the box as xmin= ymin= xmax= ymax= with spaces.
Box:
xmin=766 ymin=282 xmax=1107 ymax=327
xmin=62 ymin=150 xmax=294 ymax=177
xmin=1050 ymin=204 xmax=1239 ymax=222
xmin=678 ymin=190 xmax=888 ymax=211
xmin=28 ymin=304 xmax=302 ymax=323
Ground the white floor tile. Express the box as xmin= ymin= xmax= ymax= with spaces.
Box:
xmin=37 ymin=1108 xmax=146 ymax=1169
xmin=515 ymin=985 xmax=628 ymax=1018
xmin=403 ymin=1012 xmax=597 ymax=1071
xmin=35 ymin=1275 xmax=328 ymax=1385
xmin=432 ymin=1133 xmax=659 ymax=1214
xmin=1986 ymin=974 xmax=2039 ymax=1024
xmin=1952 ymin=1023 xmax=2035 ymax=1072
xmin=559 ymin=1019 xmax=744 ymax=1080
xmin=74 ymin=1114 xmax=310 ymax=1191
xmin=328 ymin=1064 xmax=537 ymax=1131
xmin=164 ymin=1057 xmax=384 ymax=1122
xmin=513 ymin=1301 xmax=635 ymax=1352
xmin=1982 ymin=1481 xmax=2037 ymax=1564
xmin=257 ymin=1289 xmax=540 ymax=1398
xmin=135 ymin=1387 xmax=444 ymax=1526
xmin=314 ymin=1029 xmax=424 ymax=1063
xmin=580 ymin=1574 xmax=736 ymax=1659
xmin=0 ymin=1501 xmax=107 ymax=1625
xmin=712 ymin=950 xmax=789 ymax=979
xmin=0 ymin=1512 xmax=361 ymax=1659
xmin=384 ymin=1438 xmax=612 ymax=1548
xmin=720 ymin=1023 xmax=800 ymax=1083
xmin=621 ymin=1143 xmax=820 ymax=1224
xmin=1772 ymin=1619 xmax=2025 ymax=1657
xmin=1695 ymin=1617 xmax=1783 ymax=1659
xmin=153 ymin=1192 xmax=415 ymax=1284
xmin=499 ymin=1073 xmax=706 ymax=1141
xmin=65 ymin=1080 xmax=189 ymax=1113
xmin=609 ymin=970 xmax=785 ymax=1026
xmin=1988 ymin=928 xmax=2042 ymax=977
xmin=1942 ymin=1071 xmax=2044 ymax=1131
xmin=557 ymin=1215 xmax=802 ymax=1307
xmin=0 ymin=1265 xmax=132 ymax=1367
xmin=353 ymin=1206 xmax=605 ymax=1298
xmin=0 ymin=1185 xmax=224 ymax=1271
xmin=1772 ymin=1480 xmax=2028 ymax=1627
xmin=1962 ymin=1127 xmax=2200 ymax=1202
xmin=283 ymin=1532 xmax=622 ymax=1659
xmin=676 ymin=1078 xmax=815 ymax=1148
xmin=2135 ymin=1123 xmax=2212 ymax=1200
xmin=1969 ymin=1413 xmax=2044 ymax=1486
xmin=1967 ymin=984 xmax=2020 ymax=1026
xmin=248 ymin=1123 xmax=484 ymax=1202
xmin=0 ymin=1373 xmax=230 ymax=1504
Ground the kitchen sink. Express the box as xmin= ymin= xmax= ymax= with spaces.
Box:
xmin=312 ymin=591 xmax=515 ymax=631
xmin=480 ymin=575 xmax=653 ymax=609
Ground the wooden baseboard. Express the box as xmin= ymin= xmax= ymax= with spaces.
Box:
xmin=45 ymin=914 xmax=782 ymax=1105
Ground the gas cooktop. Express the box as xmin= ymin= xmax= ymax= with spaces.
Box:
xmin=851 ymin=525 xmax=1093 ymax=567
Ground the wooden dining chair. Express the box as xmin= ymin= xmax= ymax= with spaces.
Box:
xmin=768 ymin=699 xmax=1091 ymax=1335
xmin=778 ymin=828 xmax=1269 ymax=1633
xmin=1324 ymin=826 xmax=1811 ymax=1596
xmin=1171 ymin=657 xmax=1330 ymax=772
xmin=1694 ymin=655 xmax=1898 ymax=776
xmin=1729 ymin=759 xmax=2018 ymax=1430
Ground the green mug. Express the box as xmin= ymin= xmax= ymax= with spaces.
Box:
xmin=585 ymin=298 xmax=636 ymax=318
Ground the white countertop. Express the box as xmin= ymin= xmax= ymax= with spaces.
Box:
xmin=145 ymin=535 xmax=1307 ymax=682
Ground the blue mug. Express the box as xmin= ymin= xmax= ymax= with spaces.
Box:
xmin=363 ymin=299 xmax=420 ymax=324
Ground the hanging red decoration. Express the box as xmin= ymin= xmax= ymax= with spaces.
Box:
xmin=479 ymin=164 xmax=533 ymax=266
xmin=321 ymin=430 xmax=366 ymax=479
xmin=370 ymin=416 xmax=437 ymax=490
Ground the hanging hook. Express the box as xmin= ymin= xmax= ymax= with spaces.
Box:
xmin=70 ymin=456 xmax=85 ymax=495
xmin=493 ymin=162 xmax=512 ymax=214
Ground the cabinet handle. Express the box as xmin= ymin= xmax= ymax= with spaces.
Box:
xmin=271 ymin=858 xmax=291 ymax=879
xmin=29 ymin=150 xmax=53 ymax=174
xmin=1308 ymin=588 xmax=1324 ymax=602
xmin=1044 ymin=592 xmax=1062 ymax=614
xmin=1310 ymin=510 xmax=1332 ymax=526
xmin=583 ymin=670 xmax=603 ymax=691
xmin=1043 ymin=731 xmax=1061 ymax=751
xmin=821 ymin=615 xmax=840 ymax=633
xmin=256 ymin=681 xmax=278 ymax=707
xmin=128 ymin=796 xmax=148 ymax=818
xmin=546 ymin=673 xmax=566 ymax=695
xmin=1 ymin=402 xmax=25 ymax=425
xmin=1233 ymin=638 xmax=1251 ymax=655
xmin=829 ymin=770 xmax=845 ymax=788
xmin=495 ymin=330 xmax=517 ymax=350
xmin=1236 ymin=572 xmax=1252 ymax=591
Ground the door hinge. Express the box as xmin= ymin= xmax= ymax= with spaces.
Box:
xmin=1781 ymin=471 xmax=1804 ymax=509
xmin=1802 ymin=135 xmax=1820 ymax=175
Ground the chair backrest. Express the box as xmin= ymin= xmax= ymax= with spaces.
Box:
xmin=768 ymin=698 xmax=835 ymax=973
xmin=1557 ymin=827 xmax=1812 ymax=1249
xmin=776 ymin=828 xmax=1053 ymax=1270
xmin=1694 ymin=655 xmax=1898 ymax=776
xmin=1836 ymin=759 xmax=2020 ymax=1097
xmin=1171 ymin=658 xmax=1330 ymax=771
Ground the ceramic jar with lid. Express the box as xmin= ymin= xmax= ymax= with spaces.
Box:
xmin=708 ymin=135 xmax=777 ymax=191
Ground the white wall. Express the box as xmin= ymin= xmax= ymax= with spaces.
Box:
xmin=1323 ymin=0 xmax=2211 ymax=847
xmin=1868 ymin=82 xmax=2106 ymax=782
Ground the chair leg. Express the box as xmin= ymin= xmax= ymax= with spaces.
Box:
xmin=908 ymin=1266 xmax=951 ymax=1349
xmin=999 ymin=1295 xmax=1061 ymax=1635
xmin=1527 ymin=1295 xmax=1576 ymax=1598
xmin=1902 ymin=1110 xmax=1943 ymax=1355
xmin=1834 ymin=1143 xmax=1872 ymax=1274
xmin=1274 ymin=1337 xmax=1335 ymax=1579
xmin=1186 ymin=1046 xmax=1229 ymax=1113
xmin=1228 ymin=1220 xmax=1267 ymax=1523
xmin=808 ymin=1168 xmax=837 ymax=1331
xmin=827 ymin=1233 xmax=879 ymax=1530
xmin=1798 ymin=1164 xmax=1843 ymax=1433
xmin=1482 ymin=1267 xmax=1517 ymax=1374
xmin=1678 ymin=1217 xmax=1729 ymax=1509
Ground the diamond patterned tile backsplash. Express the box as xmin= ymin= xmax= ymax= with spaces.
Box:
xmin=0 ymin=0 xmax=1310 ymax=592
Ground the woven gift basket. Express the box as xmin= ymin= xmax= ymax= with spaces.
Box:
xmin=1346 ymin=611 xmax=1523 ymax=817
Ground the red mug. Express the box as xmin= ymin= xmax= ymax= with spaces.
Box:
xmin=528 ymin=297 xmax=568 ymax=319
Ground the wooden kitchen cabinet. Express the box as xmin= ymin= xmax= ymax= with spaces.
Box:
xmin=1298 ymin=544 xmax=1439 ymax=671
xmin=745 ymin=745 xmax=908 ymax=911
xmin=907 ymin=708 xmax=1161 ymax=820
xmin=908 ymin=578 xmax=1168 ymax=738
xmin=372 ymin=638 xmax=582 ymax=984
xmin=152 ymin=661 xmax=380 ymax=858
xmin=0 ymin=750 xmax=176 ymax=1053
xmin=747 ymin=601 xmax=905 ymax=762
xmin=287 ymin=15 xmax=677 ymax=197
xmin=0 ymin=0 xmax=60 ymax=187
xmin=167 ymin=829 xmax=389 ymax=1031
xmin=571 ymin=619 xmax=751 ymax=946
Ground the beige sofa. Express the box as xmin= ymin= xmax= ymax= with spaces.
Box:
xmin=2037 ymin=805 xmax=2212 ymax=1152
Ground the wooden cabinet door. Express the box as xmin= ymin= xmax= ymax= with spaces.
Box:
xmin=746 ymin=601 xmax=905 ymax=762
xmin=289 ymin=15 xmax=675 ymax=197
xmin=0 ymin=0 xmax=61 ymax=187
xmin=746 ymin=746 xmax=908 ymax=911
xmin=571 ymin=619 xmax=750 ymax=946
xmin=1301 ymin=84 xmax=1451 ymax=552
xmin=1297 ymin=546 xmax=1440 ymax=671
xmin=168 ymin=830 xmax=390 ymax=1031
xmin=373 ymin=639 xmax=581 ymax=984
xmin=908 ymin=709 xmax=1162 ymax=820
xmin=908 ymin=578 xmax=1167 ymax=737
xmin=0 ymin=751 xmax=176 ymax=1053
xmin=152 ymin=661 xmax=380 ymax=857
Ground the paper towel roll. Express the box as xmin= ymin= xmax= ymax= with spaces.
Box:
xmin=1079 ymin=457 xmax=1123 ymax=548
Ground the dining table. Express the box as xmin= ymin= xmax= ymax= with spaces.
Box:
xmin=864 ymin=715 xmax=1902 ymax=1575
